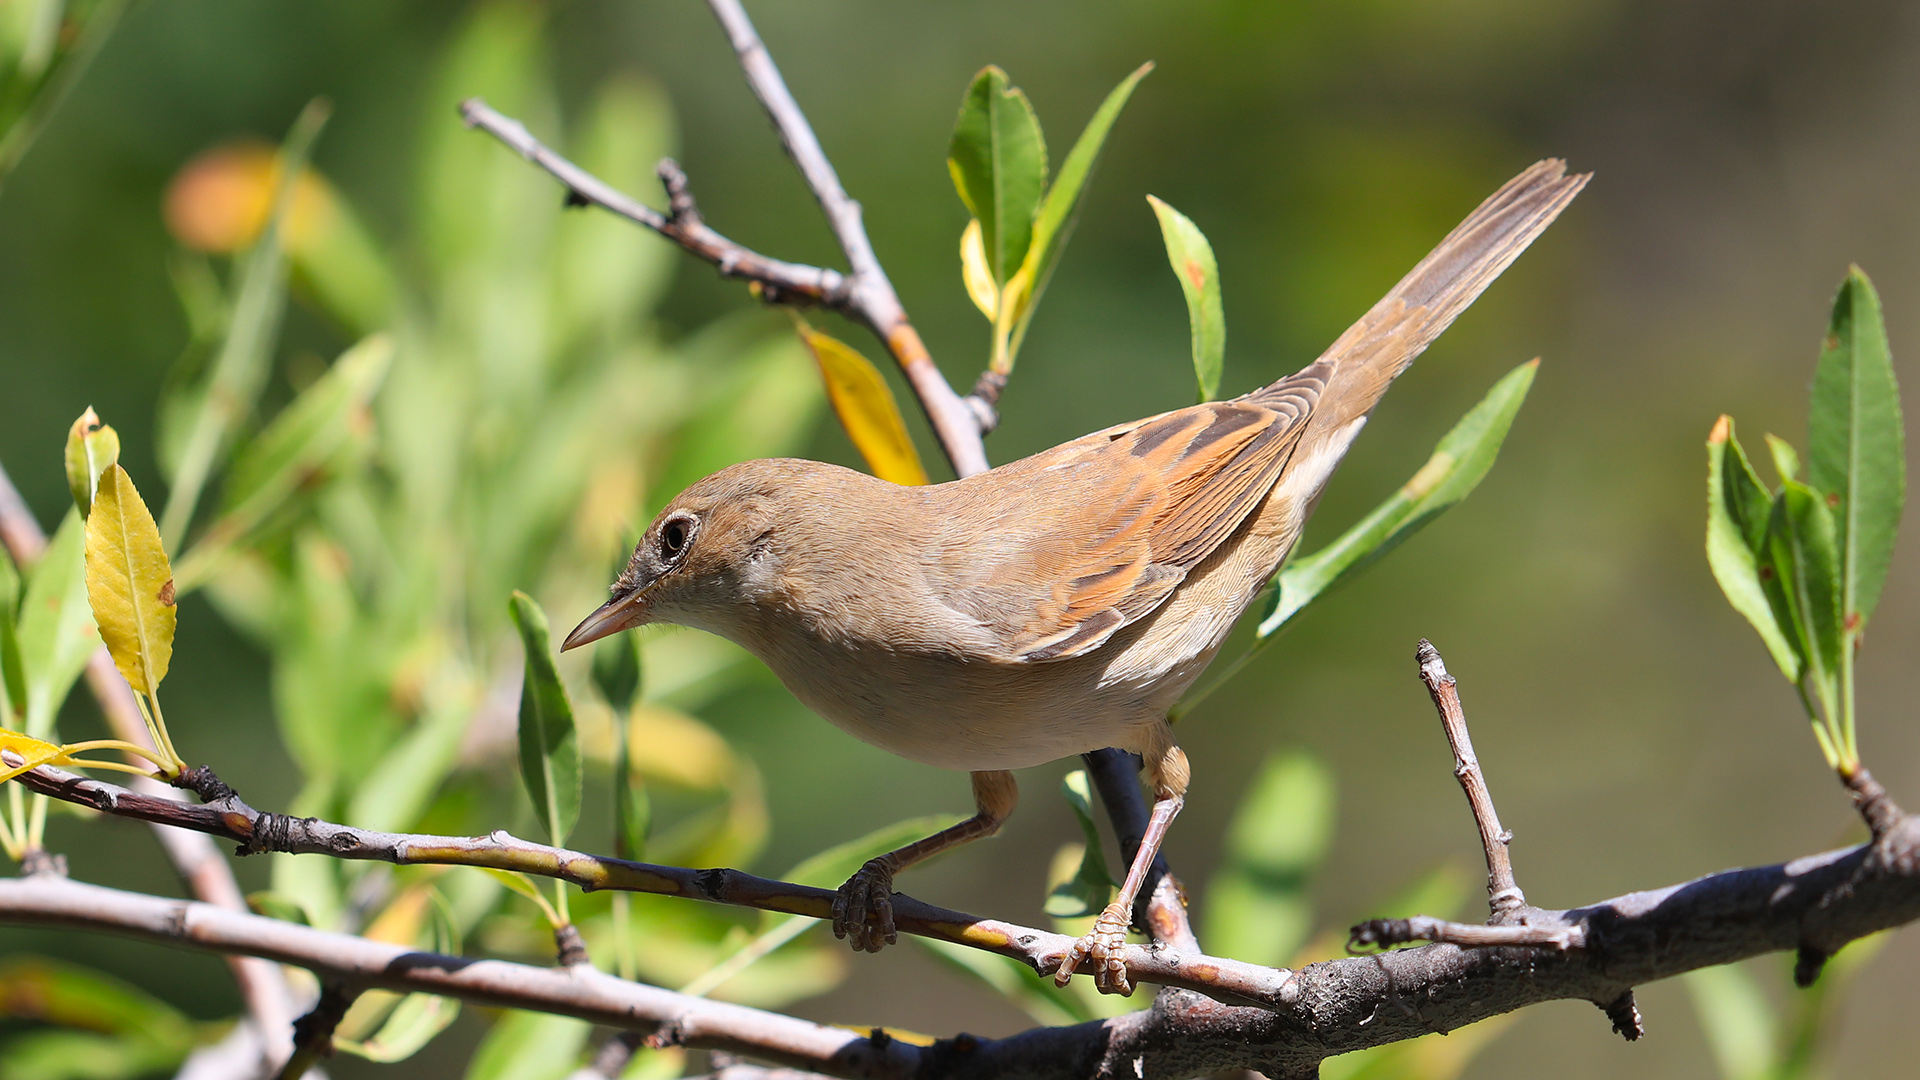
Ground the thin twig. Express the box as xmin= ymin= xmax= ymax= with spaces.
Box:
xmin=0 ymin=461 xmax=298 ymax=1064
xmin=1415 ymin=639 xmax=1524 ymax=915
xmin=16 ymin=763 xmax=1298 ymax=1009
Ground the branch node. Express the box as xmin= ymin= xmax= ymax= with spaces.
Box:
xmin=19 ymin=849 xmax=67 ymax=878
xmin=1598 ymin=989 xmax=1644 ymax=1041
xmin=244 ymin=812 xmax=295 ymax=856
xmin=554 ymin=923 xmax=590 ymax=967
xmin=174 ymin=764 xmax=238 ymax=804
xmin=276 ymin=982 xmax=354 ymax=1080
xmin=657 ymin=158 xmax=701 ymax=224
xmin=563 ymin=188 xmax=591 ymax=209
xmin=1843 ymin=766 xmax=1905 ymax=840
xmin=1793 ymin=944 xmax=1829 ymax=988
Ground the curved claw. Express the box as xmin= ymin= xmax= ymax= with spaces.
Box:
xmin=832 ymin=857 xmax=898 ymax=953
xmin=1053 ymin=901 xmax=1134 ymax=995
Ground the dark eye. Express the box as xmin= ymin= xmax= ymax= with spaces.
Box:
xmin=659 ymin=516 xmax=693 ymax=560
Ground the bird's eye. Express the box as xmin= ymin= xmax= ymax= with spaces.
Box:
xmin=660 ymin=517 xmax=693 ymax=560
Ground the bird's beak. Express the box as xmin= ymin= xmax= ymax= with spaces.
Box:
xmin=561 ymin=587 xmax=652 ymax=652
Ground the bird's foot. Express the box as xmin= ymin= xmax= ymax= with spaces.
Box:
xmin=1054 ymin=900 xmax=1134 ymax=995
xmin=832 ymin=857 xmax=898 ymax=953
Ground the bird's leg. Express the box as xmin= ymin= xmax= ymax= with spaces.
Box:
xmin=1055 ymin=729 xmax=1190 ymax=995
xmin=832 ymin=769 xmax=1018 ymax=952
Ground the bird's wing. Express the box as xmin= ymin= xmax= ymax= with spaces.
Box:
xmin=929 ymin=365 xmax=1327 ymax=662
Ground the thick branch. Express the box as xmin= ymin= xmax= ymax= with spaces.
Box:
xmin=15 ymin=764 xmax=1295 ymax=1009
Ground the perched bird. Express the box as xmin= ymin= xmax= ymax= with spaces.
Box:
xmin=564 ymin=159 xmax=1586 ymax=994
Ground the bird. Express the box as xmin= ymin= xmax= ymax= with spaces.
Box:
xmin=563 ymin=159 xmax=1587 ymax=994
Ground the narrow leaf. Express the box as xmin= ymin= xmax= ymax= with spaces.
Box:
xmin=63 ymin=408 xmax=120 ymax=518
xmin=1202 ymin=751 xmax=1334 ymax=966
xmin=1807 ymin=266 xmax=1904 ymax=632
xmin=1147 ymin=196 xmax=1225 ymax=401
xmin=1766 ymin=482 xmax=1845 ymax=730
xmin=1007 ymin=62 xmax=1151 ymax=361
xmin=1765 ymin=433 xmax=1801 ymax=484
xmin=1684 ymin=964 xmax=1779 ymax=1080
xmin=590 ymin=631 xmax=641 ymax=715
xmin=84 ymin=466 xmax=176 ymax=697
xmin=798 ymin=326 xmax=930 ymax=486
xmin=959 ymin=218 xmax=999 ymax=321
xmin=14 ymin=511 xmax=96 ymax=738
xmin=1261 ymin=360 xmax=1537 ymax=636
xmin=334 ymin=992 xmax=461 ymax=1063
xmin=0 ymin=550 xmax=25 ymax=723
xmin=508 ymin=591 xmax=580 ymax=847
xmin=947 ymin=66 xmax=1047 ymax=283
xmin=1707 ymin=417 xmax=1799 ymax=680
xmin=1044 ymin=771 xmax=1115 ymax=918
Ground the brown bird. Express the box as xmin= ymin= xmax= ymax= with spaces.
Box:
xmin=564 ymin=159 xmax=1587 ymax=994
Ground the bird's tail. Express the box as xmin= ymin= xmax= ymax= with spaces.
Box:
xmin=1256 ymin=159 xmax=1588 ymax=439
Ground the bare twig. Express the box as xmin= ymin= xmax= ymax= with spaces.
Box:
xmin=16 ymin=763 xmax=1298 ymax=1008
xmin=1415 ymin=639 xmax=1523 ymax=915
xmin=0 ymin=461 xmax=299 ymax=1067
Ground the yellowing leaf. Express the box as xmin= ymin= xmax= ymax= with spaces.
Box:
xmin=797 ymin=327 xmax=930 ymax=486
xmin=63 ymin=408 xmax=120 ymax=518
xmin=960 ymin=219 xmax=998 ymax=321
xmin=84 ymin=466 xmax=177 ymax=696
xmin=0 ymin=729 xmax=68 ymax=784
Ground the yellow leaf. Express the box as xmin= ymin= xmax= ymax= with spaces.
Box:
xmin=959 ymin=219 xmax=998 ymax=321
xmin=63 ymin=408 xmax=120 ymax=519
xmin=0 ymin=729 xmax=67 ymax=784
xmin=627 ymin=704 xmax=736 ymax=790
xmin=84 ymin=466 xmax=177 ymax=696
xmin=798 ymin=328 xmax=930 ymax=486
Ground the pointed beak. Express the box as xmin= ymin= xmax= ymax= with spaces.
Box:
xmin=561 ymin=588 xmax=652 ymax=652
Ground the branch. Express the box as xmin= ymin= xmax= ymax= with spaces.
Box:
xmin=15 ymin=764 xmax=1297 ymax=1009
xmin=1082 ymin=748 xmax=1196 ymax=951
xmin=1417 ymin=639 xmax=1523 ymax=915
xmin=0 ymin=461 xmax=300 ymax=1070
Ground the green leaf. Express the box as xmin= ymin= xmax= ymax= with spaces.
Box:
xmin=463 ymin=1009 xmax=591 ymax=1080
xmin=1201 ymin=751 xmax=1334 ymax=966
xmin=1707 ymin=417 xmax=1798 ymax=680
xmin=334 ymin=991 xmax=461 ymax=1063
xmin=1044 ymin=771 xmax=1115 ymax=918
xmin=0 ymin=548 xmax=25 ymax=724
xmin=15 ymin=511 xmax=96 ymax=739
xmin=62 ymin=408 xmax=119 ymax=519
xmin=1004 ymin=62 xmax=1150 ymax=361
xmin=1683 ymin=963 xmax=1778 ymax=1080
xmin=1808 ymin=266 xmax=1905 ymax=634
xmin=1147 ymin=196 xmax=1226 ymax=401
xmin=948 ymin=66 xmax=1047 ymax=283
xmin=83 ymin=466 xmax=176 ymax=698
xmin=0 ymin=956 xmax=198 ymax=1055
xmin=159 ymin=98 xmax=329 ymax=550
xmin=1766 ymin=433 xmax=1802 ymax=484
xmin=914 ymin=937 xmax=1091 ymax=1026
xmin=590 ymin=631 xmax=641 ymax=715
xmin=1261 ymin=359 xmax=1537 ymax=636
xmin=1767 ymin=481 xmax=1844 ymax=717
xmin=508 ymin=591 xmax=580 ymax=847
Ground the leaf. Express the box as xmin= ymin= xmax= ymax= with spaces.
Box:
xmin=1769 ymin=481 xmax=1844 ymax=700
xmin=1005 ymin=62 xmax=1150 ymax=361
xmin=797 ymin=326 xmax=929 ymax=486
xmin=1147 ymin=196 xmax=1226 ymax=402
xmin=0 ymin=956 xmax=203 ymax=1075
xmin=463 ymin=1009 xmax=591 ymax=1080
xmin=1044 ymin=771 xmax=1115 ymax=918
xmin=1202 ymin=751 xmax=1335 ymax=966
xmin=590 ymin=623 xmax=642 ymax=715
xmin=334 ymin=992 xmax=461 ymax=1063
xmin=1766 ymin=433 xmax=1801 ymax=484
xmin=948 ymin=66 xmax=1047 ymax=283
xmin=0 ymin=728 xmax=70 ymax=784
xmin=159 ymin=99 xmax=330 ymax=550
xmin=1260 ymin=360 xmax=1537 ymax=636
xmin=960 ymin=218 xmax=998 ymax=321
xmin=0 ymin=550 xmax=25 ymax=724
xmin=1807 ymin=266 xmax=1905 ymax=634
xmin=914 ymin=937 xmax=1090 ymax=1027
xmin=1707 ymin=417 xmax=1799 ymax=680
xmin=1684 ymin=963 xmax=1778 ymax=1080
xmin=62 ymin=408 xmax=119 ymax=518
xmin=15 ymin=511 xmax=97 ymax=738
xmin=508 ymin=591 xmax=580 ymax=847
xmin=83 ymin=466 xmax=176 ymax=698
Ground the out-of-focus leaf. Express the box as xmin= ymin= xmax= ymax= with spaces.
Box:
xmin=797 ymin=326 xmax=929 ymax=486
xmin=15 ymin=511 xmax=96 ymax=738
xmin=1202 ymin=751 xmax=1334 ymax=966
xmin=655 ymin=324 xmax=824 ymax=505
xmin=0 ymin=548 xmax=25 ymax=723
xmin=1707 ymin=417 xmax=1798 ymax=680
xmin=1044 ymin=771 xmax=1114 ymax=918
xmin=948 ymin=65 xmax=1046 ymax=283
xmin=916 ymin=936 xmax=1089 ymax=1026
xmin=1807 ymin=266 xmax=1904 ymax=635
xmin=1147 ymin=195 xmax=1225 ymax=402
xmin=1260 ymin=360 xmax=1537 ymax=637
xmin=591 ymin=626 xmax=642 ymax=715
xmin=1320 ymin=1016 xmax=1516 ymax=1080
xmin=62 ymin=408 xmax=119 ymax=519
xmin=960 ymin=218 xmax=998 ymax=320
xmin=244 ymin=891 xmax=311 ymax=925
xmin=463 ymin=1009 xmax=590 ymax=1080
xmin=1766 ymin=433 xmax=1801 ymax=484
xmin=1683 ymin=962 xmax=1776 ymax=1080
xmin=175 ymin=334 xmax=393 ymax=592
xmin=346 ymin=697 xmax=472 ymax=834
xmin=0 ymin=956 xmax=197 ymax=1049
xmin=159 ymin=99 xmax=330 ymax=549
xmin=1004 ymin=62 xmax=1150 ymax=361
xmin=334 ymin=990 xmax=460 ymax=1063
xmin=0 ymin=1027 xmax=200 ymax=1080
xmin=83 ymin=466 xmax=175 ymax=699
xmin=591 ymin=593 xmax=646 ymax=859
xmin=508 ymin=591 xmax=579 ymax=847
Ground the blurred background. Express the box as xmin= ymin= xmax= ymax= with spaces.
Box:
xmin=1 ymin=0 xmax=1917 ymax=1077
